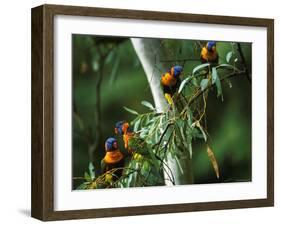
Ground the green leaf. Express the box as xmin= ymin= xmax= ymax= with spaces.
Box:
xmin=186 ymin=107 xmax=193 ymax=127
xmin=211 ymin=67 xmax=218 ymax=84
xmin=216 ymin=64 xmax=236 ymax=70
xmin=191 ymin=77 xmax=199 ymax=87
xmin=174 ymin=123 xmax=186 ymax=148
xmin=200 ymin=79 xmax=209 ymax=91
xmin=123 ymin=106 xmax=139 ymax=115
xmin=169 ymin=136 xmax=176 ymax=158
xmin=211 ymin=67 xmax=223 ymax=100
xmin=84 ymin=172 xmax=92 ymax=182
xmin=88 ymin=162 xmax=95 ymax=179
xmin=146 ymin=145 xmax=160 ymax=167
xmin=141 ymin=100 xmax=155 ymax=111
xmin=195 ymin=121 xmax=207 ymax=142
xmin=133 ymin=118 xmax=141 ymax=132
xmin=76 ymin=182 xmax=89 ymax=190
xmin=131 ymin=115 xmax=142 ymax=125
xmin=175 ymin=155 xmax=184 ymax=174
xmin=216 ymin=78 xmax=223 ymax=100
xmin=226 ymin=51 xmax=233 ymax=63
xmin=192 ymin=63 xmax=210 ymax=75
xmin=142 ymin=161 xmax=150 ymax=171
xmin=127 ymin=172 xmax=133 ymax=187
xmin=178 ymin=76 xmax=192 ymax=94
xmin=191 ymin=128 xmax=204 ymax=139
xmin=141 ymin=161 xmax=151 ymax=178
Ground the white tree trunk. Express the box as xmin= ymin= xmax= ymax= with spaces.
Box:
xmin=131 ymin=38 xmax=167 ymax=112
xmin=131 ymin=38 xmax=193 ymax=185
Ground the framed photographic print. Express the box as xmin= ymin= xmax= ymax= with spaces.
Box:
xmin=31 ymin=4 xmax=274 ymax=221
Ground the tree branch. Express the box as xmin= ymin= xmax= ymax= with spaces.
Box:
xmin=153 ymin=123 xmax=173 ymax=150
xmin=188 ymin=69 xmax=246 ymax=106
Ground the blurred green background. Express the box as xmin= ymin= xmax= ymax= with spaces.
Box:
xmin=72 ymin=35 xmax=252 ymax=188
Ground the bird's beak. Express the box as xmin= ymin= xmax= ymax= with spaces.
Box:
xmin=114 ymin=128 xmax=118 ymax=134
xmin=212 ymin=46 xmax=216 ymax=51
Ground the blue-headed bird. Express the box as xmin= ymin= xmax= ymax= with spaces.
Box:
xmin=115 ymin=121 xmax=146 ymax=160
xmin=115 ymin=121 xmax=134 ymax=153
xmin=200 ymin=41 xmax=219 ymax=64
xmin=101 ymin=137 xmax=124 ymax=181
xmin=115 ymin=121 xmax=164 ymax=185
xmin=160 ymin=65 xmax=183 ymax=106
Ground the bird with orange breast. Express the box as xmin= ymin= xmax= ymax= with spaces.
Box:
xmin=115 ymin=120 xmax=146 ymax=161
xmin=115 ymin=121 xmax=134 ymax=154
xmin=101 ymin=137 xmax=124 ymax=181
xmin=114 ymin=120 xmax=165 ymax=185
xmin=200 ymin=41 xmax=219 ymax=64
xmin=160 ymin=65 xmax=183 ymax=106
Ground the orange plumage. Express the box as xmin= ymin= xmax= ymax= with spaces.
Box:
xmin=115 ymin=121 xmax=135 ymax=154
xmin=103 ymin=150 xmax=123 ymax=164
xmin=161 ymin=72 xmax=177 ymax=87
xmin=200 ymin=41 xmax=219 ymax=63
xmin=101 ymin=138 xmax=124 ymax=179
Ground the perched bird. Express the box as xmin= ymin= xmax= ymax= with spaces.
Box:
xmin=115 ymin=120 xmax=148 ymax=161
xmin=115 ymin=121 xmax=164 ymax=185
xmin=200 ymin=41 xmax=219 ymax=64
xmin=160 ymin=65 xmax=183 ymax=105
xmin=101 ymin=137 xmax=124 ymax=181
xmin=115 ymin=121 xmax=135 ymax=154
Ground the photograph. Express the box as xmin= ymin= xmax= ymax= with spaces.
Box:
xmin=72 ymin=35 xmax=252 ymax=190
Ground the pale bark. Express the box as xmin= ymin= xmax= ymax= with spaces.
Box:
xmin=131 ymin=38 xmax=193 ymax=185
xmin=131 ymin=38 xmax=167 ymax=112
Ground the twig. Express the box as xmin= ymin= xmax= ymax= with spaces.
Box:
xmin=188 ymin=69 xmax=246 ymax=106
xmin=110 ymin=167 xmax=141 ymax=187
xmin=154 ymin=152 xmax=175 ymax=185
xmin=95 ymin=167 xmax=139 ymax=185
xmin=197 ymin=92 xmax=207 ymax=122
xmin=153 ymin=123 xmax=173 ymax=151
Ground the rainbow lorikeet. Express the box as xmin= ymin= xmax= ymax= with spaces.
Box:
xmin=115 ymin=121 xmax=165 ymax=185
xmin=161 ymin=65 xmax=183 ymax=106
xmin=101 ymin=137 xmax=124 ymax=181
xmin=115 ymin=121 xmax=148 ymax=159
xmin=115 ymin=121 xmax=134 ymax=154
xmin=200 ymin=41 xmax=219 ymax=64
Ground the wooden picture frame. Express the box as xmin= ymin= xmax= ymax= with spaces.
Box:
xmin=31 ymin=4 xmax=274 ymax=221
